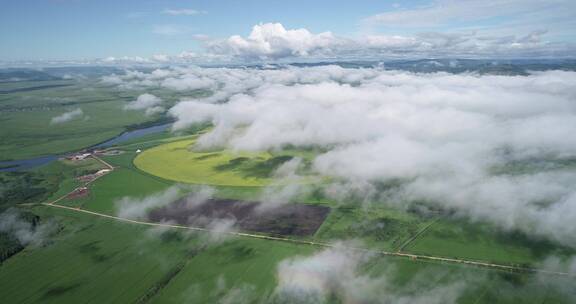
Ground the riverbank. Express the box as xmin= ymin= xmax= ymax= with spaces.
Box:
xmin=0 ymin=122 xmax=171 ymax=172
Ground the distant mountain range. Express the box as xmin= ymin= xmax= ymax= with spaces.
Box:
xmin=264 ymin=58 xmax=576 ymax=75
xmin=0 ymin=66 xmax=126 ymax=82
xmin=0 ymin=69 xmax=61 ymax=82
xmin=1 ymin=59 xmax=575 ymax=82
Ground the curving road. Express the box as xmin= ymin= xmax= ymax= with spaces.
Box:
xmin=48 ymin=154 xmax=113 ymax=206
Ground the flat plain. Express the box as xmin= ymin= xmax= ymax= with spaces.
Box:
xmin=1 ymin=76 xmax=574 ymax=304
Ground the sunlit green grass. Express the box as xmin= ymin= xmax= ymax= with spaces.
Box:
xmin=0 ymin=79 xmax=201 ymax=161
xmin=134 ymin=138 xmax=316 ymax=187
xmin=0 ymin=208 xmax=190 ymax=304
xmin=403 ymin=218 xmax=574 ymax=265
xmin=1 ymin=134 xmax=575 ymax=303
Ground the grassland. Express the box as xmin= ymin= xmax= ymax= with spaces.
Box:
xmin=0 ymin=151 xmax=574 ymax=303
xmin=1 ymin=80 xmax=575 ymax=303
xmin=0 ymin=80 xmax=144 ymax=160
xmin=0 ymin=77 xmax=206 ymax=161
xmin=149 ymin=238 xmax=315 ymax=303
xmin=1 ymin=204 xmax=571 ymax=303
xmin=50 ymin=142 xmax=576 ymax=269
xmin=0 ymin=208 xmax=195 ymax=304
xmin=402 ymin=218 xmax=574 ymax=265
xmin=69 ymin=134 xmax=576 ymax=267
xmin=314 ymin=205 xmax=436 ymax=251
xmin=134 ymin=138 xmax=315 ymax=186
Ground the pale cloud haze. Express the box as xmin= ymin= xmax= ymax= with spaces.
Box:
xmin=50 ymin=108 xmax=84 ymax=124
xmin=275 ymin=243 xmax=466 ymax=303
xmin=124 ymin=93 xmax=165 ymax=116
xmin=163 ymin=9 xmax=207 ymax=16
xmin=97 ymin=65 xmax=576 ymax=248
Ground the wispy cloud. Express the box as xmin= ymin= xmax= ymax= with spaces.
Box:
xmin=50 ymin=108 xmax=84 ymax=124
xmin=116 ymin=186 xmax=182 ymax=220
xmin=0 ymin=209 xmax=57 ymax=247
xmin=163 ymin=8 xmax=206 ymax=16
xmin=274 ymin=242 xmax=466 ymax=303
xmin=361 ymin=0 xmax=576 ymax=41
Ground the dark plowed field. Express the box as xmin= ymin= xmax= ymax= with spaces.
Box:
xmin=148 ymin=199 xmax=330 ymax=237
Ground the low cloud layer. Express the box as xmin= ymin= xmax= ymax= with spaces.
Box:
xmin=275 ymin=243 xmax=465 ymax=303
xmin=0 ymin=209 xmax=57 ymax=247
xmin=116 ymin=186 xmax=182 ymax=220
xmin=124 ymin=93 xmax=165 ymax=116
xmin=139 ymin=65 xmax=576 ymax=248
xmin=115 ymin=186 xmax=238 ymax=244
xmin=50 ymin=108 xmax=84 ymax=124
xmin=257 ymin=157 xmax=310 ymax=213
xmin=536 ymin=256 xmax=576 ymax=298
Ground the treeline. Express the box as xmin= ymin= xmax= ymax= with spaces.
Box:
xmin=0 ymin=211 xmax=40 ymax=263
xmin=0 ymin=172 xmax=51 ymax=211
xmin=135 ymin=246 xmax=204 ymax=304
xmin=0 ymin=172 xmax=45 ymax=263
xmin=0 ymin=233 xmax=24 ymax=262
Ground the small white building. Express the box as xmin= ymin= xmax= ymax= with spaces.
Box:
xmin=72 ymin=153 xmax=91 ymax=161
xmin=95 ymin=169 xmax=112 ymax=176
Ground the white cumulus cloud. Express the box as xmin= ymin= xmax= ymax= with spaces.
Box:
xmin=208 ymin=23 xmax=342 ymax=60
xmin=206 ymin=22 xmax=574 ymax=60
xmin=124 ymin=93 xmax=164 ymax=116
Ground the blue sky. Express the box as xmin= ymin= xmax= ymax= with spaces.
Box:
xmin=0 ymin=0 xmax=574 ymax=62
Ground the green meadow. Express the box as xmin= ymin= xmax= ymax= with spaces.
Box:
xmin=134 ymin=138 xmax=318 ymax=187
xmin=0 ymin=78 xmax=205 ymax=160
xmin=1 ymin=79 xmax=575 ymax=303
xmin=0 ymin=203 xmax=571 ymax=304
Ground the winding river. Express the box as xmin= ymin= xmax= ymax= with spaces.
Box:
xmin=0 ymin=123 xmax=171 ymax=172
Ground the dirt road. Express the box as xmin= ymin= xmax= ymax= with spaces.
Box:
xmin=41 ymin=202 xmax=573 ymax=277
xmin=41 ymin=153 xmax=572 ymax=277
xmin=48 ymin=154 xmax=113 ymax=206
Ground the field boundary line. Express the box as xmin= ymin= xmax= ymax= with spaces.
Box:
xmin=47 ymin=155 xmax=114 ymax=206
xmin=40 ymin=202 xmax=573 ymax=277
xmin=90 ymin=154 xmax=114 ymax=170
xmin=396 ymin=217 xmax=440 ymax=253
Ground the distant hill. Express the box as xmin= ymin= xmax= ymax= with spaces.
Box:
xmin=0 ymin=69 xmax=61 ymax=82
xmin=0 ymin=66 xmax=132 ymax=82
xmin=237 ymin=58 xmax=576 ymax=76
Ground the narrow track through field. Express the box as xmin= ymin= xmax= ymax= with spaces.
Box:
xmin=41 ymin=202 xmax=573 ymax=277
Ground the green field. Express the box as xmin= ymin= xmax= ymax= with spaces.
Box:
xmin=0 ymin=78 xmax=206 ymax=161
xmin=1 ymin=77 xmax=575 ymax=303
xmin=0 ymin=80 xmax=144 ymax=160
xmin=0 ymin=149 xmax=574 ymax=303
xmin=0 ymin=205 xmax=571 ymax=303
xmin=0 ymin=208 xmax=198 ymax=304
xmin=403 ymin=218 xmax=574 ymax=265
xmin=134 ymin=138 xmax=316 ymax=186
